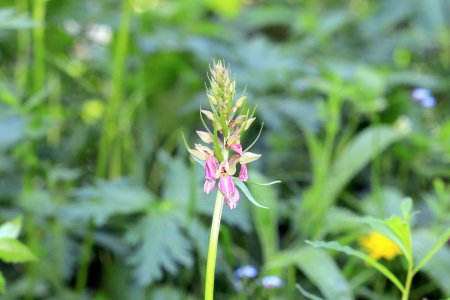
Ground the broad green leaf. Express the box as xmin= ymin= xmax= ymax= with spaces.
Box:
xmin=0 ymin=271 xmax=4 ymax=293
xmin=159 ymin=151 xmax=190 ymax=206
xmin=234 ymin=179 xmax=268 ymax=209
xmin=306 ymin=241 xmax=404 ymax=293
xmin=126 ymin=209 xmax=192 ymax=286
xmin=0 ymin=216 xmax=22 ymax=239
xmin=249 ymin=172 xmax=279 ymax=262
xmin=302 ymin=125 xmax=407 ymax=236
xmin=413 ymin=230 xmax=450 ymax=296
xmin=326 ymin=125 xmax=407 ymax=204
xmin=0 ymin=239 xmax=37 ymax=263
xmin=62 ymin=180 xmax=152 ymax=225
xmin=413 ymin=227 xmax=450 ymax=274
xmin=267 ymin=246 xmax=353 ymax=300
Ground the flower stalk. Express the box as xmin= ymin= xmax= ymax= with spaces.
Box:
xmin=205 ymin=191 xmax=224 ymax=300
xmin=184 ymin=61 xmax=274 ymax=299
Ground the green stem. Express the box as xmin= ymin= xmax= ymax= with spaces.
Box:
xmin=76 ymin=221 xmax=94 ymax=293
xmin=97 ymin=0 xmax=132 ymax=178
xmin=15 ymin=0 xmax=30 ymax=93
xmin=205 ymin=191 xmax=224 ymax=300
xmin=401 ymin=264 xmax=414 ymax=300
xmin=32 ymin=0 xmax=46 ymax=94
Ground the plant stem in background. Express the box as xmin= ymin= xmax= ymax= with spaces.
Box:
xmin=15 ymin=0 xmax=30 ymax=92
xmin=402 ymin=263 xmax=414 ymax=300
xmin=205 ymin=191 xmax=224 ymax=300
xmin=32 ymin=0 xmax=46 ymax=94
xmin=97 ymin=0 xmax=132 ymax=179
xmin=76 ymin=221 xmax=94 ymax=293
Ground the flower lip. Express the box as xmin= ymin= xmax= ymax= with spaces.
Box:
xmin=235 ymin=265 xmax=258 ymax=279
xmin=261 ymin=275 xmax=284 ymax=289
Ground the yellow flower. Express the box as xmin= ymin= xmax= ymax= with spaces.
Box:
xmin=359 ymin=231 xmax=401 ymax=260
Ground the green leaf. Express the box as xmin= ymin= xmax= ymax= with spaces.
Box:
xmin=296 ymin=283 xmax=324 ymax=300
xmin=413 ymin=228 xmax=450 ymax=275
xmin=0 ymin=216 xmax=22 ymax=239
xmin=126 ymin=209 xmax=193 ymax=286
xmin=234 ymin=179 xmax=268 ymax=209
xmin=412 ymin=230 xmax=450 ymax=295
xmin=384 ymin=216 xmax=412 ymax=262
xmin=326 ymin=125 xmax=407 ymax=205
xmin=267 ymin=246 xmax=353 ymax=300
xmin=301 ymin=125 xmax=406 ymax=235
xmin=63 ymin=180 xmax=152 ymax=225
xmin=306 ymin=240 xmax=404 ymax=293
xmin=0 ymin=271 xmax=5 ymax=293
xmin=0 ymin=239 xmax=37 ymax=263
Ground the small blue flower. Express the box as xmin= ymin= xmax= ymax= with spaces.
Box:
xmin=235 ymin=265 xmax=258 ymax=279
xmin=261 ymin=275 xmax=284 ymax=289
xmin=411 ymin=88 xmax=436 ymax=108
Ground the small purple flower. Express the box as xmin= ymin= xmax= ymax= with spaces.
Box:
xmin=412 ymin=88 xmax=436 ymax=108
xmin=235 ymin=265 xmax=258 ymax=279
xmin=261 ymin=275 xmax=284 ymax=289
xmin=239 ymin=164 xmax=248 ymax=182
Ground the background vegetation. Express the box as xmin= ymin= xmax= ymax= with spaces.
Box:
xmin=0 ymin=0 xmax=449 ymax=299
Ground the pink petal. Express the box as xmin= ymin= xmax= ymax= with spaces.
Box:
xmin=205 ymin=156 xmax=218 ymax=180
xmin=203 ymin=179 xmax=216 ymax=194
xmin=229 ymin=143 xmax=243 ymax=155
xmin=239 ymin=164 xmax=248 ymax=182
xmin=225 ymin=190 xmax=240 ymax=209
xmin=218 ymin=175 xmax=235 ymax=199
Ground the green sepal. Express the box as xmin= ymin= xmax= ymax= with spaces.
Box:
xmin=245 ymin=179 xmax=281 ymax=186
xmin=199 ymin=106 xmax=213 ymax=135
xmin=244 ymin=122 xmax=264 ymax=152
xmin=234 ymin=179 xmax=268 ymax=209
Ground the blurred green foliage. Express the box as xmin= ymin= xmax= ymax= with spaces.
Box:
xmin=0 ymin=0 xmax=449 ymax=299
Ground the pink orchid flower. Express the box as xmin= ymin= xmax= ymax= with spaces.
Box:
xmin=218 ymin=161 xmax=240 ymax=209
xmin=203 ymin=155 xmax=218 ymax=194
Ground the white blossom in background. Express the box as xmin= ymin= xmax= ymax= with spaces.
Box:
xmin=86 ymin=24 xmax=112 ymax=45
xmin=63 ymin=20 xmax=81 ymax=36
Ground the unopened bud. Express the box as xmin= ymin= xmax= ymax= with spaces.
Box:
xmin=227 ymin=134 xmax=240 ymax=146
xmin=196 ymin=131 xmax=213 ymax=144
xmin=235 ymin=96 xmax=246 ymax=109
xmin=207 ymin=94 xmax=218 ymax=106
xmin=240 ymin=152 xmax=261 ymax=164
xmin=245 ymin=117 xmax=256 ymax=130
xmin=201 ymin=109 xmax=214 ymax=121
xmin=234 ymin=115 xmax=246 ymax=124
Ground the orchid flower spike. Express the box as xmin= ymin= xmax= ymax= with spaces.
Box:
xmin=184 ymin=60 xmax=277 ymax=210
